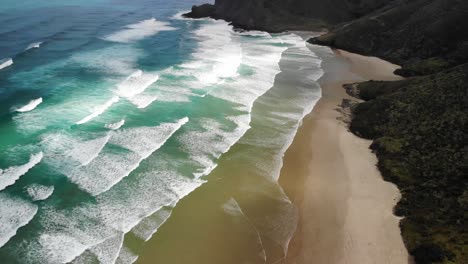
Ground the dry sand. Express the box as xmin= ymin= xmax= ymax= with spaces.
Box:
xmin=280 ymin=49 xmax=411 ymax=264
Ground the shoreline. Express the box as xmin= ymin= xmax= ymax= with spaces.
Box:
xmin=279 ymin=48 xmax=410 ymax=263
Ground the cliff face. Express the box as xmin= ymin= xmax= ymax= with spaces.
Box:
xmin=311 ymin=0 xmax=468 ymax=76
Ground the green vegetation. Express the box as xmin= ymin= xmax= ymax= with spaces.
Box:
xmin=350 ymin=64 xmax=468 ymax=263
xmin=395 ymin=58 xmax=452 ymax=77
xmin=310 ymin=0 xmax=468 ymax=77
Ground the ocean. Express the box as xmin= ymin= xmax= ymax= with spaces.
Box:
xmin=0 ymin=0 xmax=326 ymax=263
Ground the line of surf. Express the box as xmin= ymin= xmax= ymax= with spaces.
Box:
xmin=14 ymin=97 xmax=43 ymax=113
xmin=0 ymin=58 xmax=13 ymax=70
xmin=76 ymin=96 xmax=119 ymax=125
xmin=0 ymin=193 xmax=38 ymax=248
xmin=0 ymin=152 xmax=43 ymax=191
xmin=69 ymin=117 xmax=189 ymax=196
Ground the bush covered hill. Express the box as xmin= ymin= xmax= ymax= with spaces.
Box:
xmin=183 ymin=0 xmax=392 ymax=32
xmin=310 ymin=0 xmax=468 ymax=77
xmin=349 ymin=65 xmax=468 ymax=264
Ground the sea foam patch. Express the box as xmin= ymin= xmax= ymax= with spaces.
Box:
xmin=104 ymin=18 xmax=176 ymax=43
xmin=89 ymin=233 xmax=124 ymax=264
xmin=115 ymin=246 xmax=138 ymax=264
xmin=69 ymin=118 xmax=189 ymax=195
xmin=131 ymin=207 xmax=172 ymax=241
xmin=41 ymin=133 xmax=110 ymax=170
xmin=26 ymin=184 xmax=55 ymax=201
xmin=0 ymin=152 xmax=43 ymax=191
xmin=0 ymin=193 xmax=38 ymax=247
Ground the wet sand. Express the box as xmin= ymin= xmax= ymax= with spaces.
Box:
xmin=280 ymin=49 xmax=410 ymax=264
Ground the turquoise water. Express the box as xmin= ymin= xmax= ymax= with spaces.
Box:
xmin=0 ymin=1 xmax=324 ymax=263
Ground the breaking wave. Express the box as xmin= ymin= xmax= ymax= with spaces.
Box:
xmin=0 ymin=152 xmax=43 ymax=192
xmin=76 ymin=96 xmax=119 ymax=125
xmin=0 ymin=58 xmax=13 ymax=70
xmin=104 ymin=18 xmax=176 ymax=43
xmin=15 ymin=97 xmax=43 ymax=113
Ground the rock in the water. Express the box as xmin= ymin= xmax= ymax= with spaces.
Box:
xmin=183 ymin=4 xmax=216 ymax=19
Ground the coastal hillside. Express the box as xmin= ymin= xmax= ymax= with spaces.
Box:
xmin=185 ymin=0 xmax=468 ymax=263
xmin=184 ymin=0 xmax=393 ymax=32
xmin=348 ymin=65 xmax=468 ymax=264
xmin=311 ymin=0 xmax=468 ymax=76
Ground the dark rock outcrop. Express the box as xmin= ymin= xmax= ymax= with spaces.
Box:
xmin=183 ymin=4 xmax=216 ymax=19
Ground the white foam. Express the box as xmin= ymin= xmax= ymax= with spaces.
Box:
xmin=109 ymin=117 xmax=188 ymax=158
xmin=170 ymin=10 xmax=204 ymax=21
xmin=131 ymin=207 xmax=172 ymax=241
xmin=26 ymin=42 xmax=42 ymax=50
xmin=97 ymin=170 xmax=204 ymax=233
xmin=105 ymin=119 xmax=125 ymax=130
xmin=66 ymin=135 xmax=110 ymax=166
xmin=128 ymin=94 xmax=158 ymax=109
xmin=116 ymin=71 xmax=159 ymax=98
xmin=12 ymin=158 xmax=205 ymax=264
xmin=26 ymin=184 xmax=54 ymax=201
xmin=68 ymin=118 xmax=189 ymax=195
xmin=193 ymin=162 xmax=218 ymax=178
xmin=70 ymin=45 xmax=142 ymax=75
xmin=115 ymin=246 xmax=138 ymax=264
xmin=0 ymin=193 xmax=38 ymax=247
xmin=76 ymin=96 xmax=119 ymax=125
xmin=70 ymin=250 xmax=96 ymax=264
xmin=67 ymin=151 xmax=141 ymax=196
xmin=0 ymin=152 xmax=43 ymax=191
xmin=104 ymin=18 xmax=176 ymax=43
xmin=38 ymin=233 xmax=89 ymax=264
xmin=0 ymin=58 xmax=13 ymax=70
xmin=89 ymin=233 xmax=124 ymax=264
xmin=15 ymin=97 xmax=43 ymax=113
xmin=179 ymin=117 xmax=250 ymax=179
xmin=41 ymin=133 xmax=110 ymax=169
xmin=180 ymin=22 xmax=243 ymax=85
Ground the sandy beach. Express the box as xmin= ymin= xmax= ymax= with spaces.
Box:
xmin=280 ymin=49 xmax=410 ymax=264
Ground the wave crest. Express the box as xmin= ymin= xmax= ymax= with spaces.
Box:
xmin=0 ymin=58 xmax=13 ymax=70
xmin=0 ymin=152 xmax=43 ymax=192
xmin=15 ymin=97 xmax=43 ymax=113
